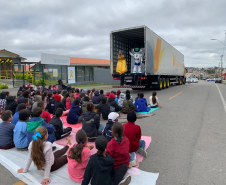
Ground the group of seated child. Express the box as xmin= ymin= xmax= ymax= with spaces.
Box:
xmin=0 ymin=84 xmax=162 ymax=185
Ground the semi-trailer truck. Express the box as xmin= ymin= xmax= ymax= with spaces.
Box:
xmin=110 ymin=26 xmax=186 ymax=89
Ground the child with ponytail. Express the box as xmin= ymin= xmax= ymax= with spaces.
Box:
xmin=149 ymin=91 xmax=162 ymax=108
xmin=67 ymin=129 xmax=93 ymax=183
xmin=17 ymin=126 xmax=71 ymax=185
xmin=105 ymin=122 xmax=132 ymax=185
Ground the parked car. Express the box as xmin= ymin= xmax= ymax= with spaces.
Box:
xmin=191 ymin=78 xmax=198 ymax=83
xmin=186 ymin=78 xmax=191 ymax=83
xmin=215 ymin=78 xmax=222 ymax=83
xmin=207 ymin=78 xmax=215 ymax=82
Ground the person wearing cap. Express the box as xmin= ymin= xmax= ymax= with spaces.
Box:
xmin=103 ymin=112 xmax=119 ymax=142
xmin=53 ymin=94 xmax=66 ymax=115
xmin=107 ymin=93 xmax=122 ymax=112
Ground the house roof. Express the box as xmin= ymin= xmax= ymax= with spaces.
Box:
xmin=0 ymin=49 xmax=27 ymax=60
xmin=70 ymin=57 xmax=110 ymax=66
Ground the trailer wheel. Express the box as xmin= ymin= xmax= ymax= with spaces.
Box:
xmin=163 ymin=78 xmax=166 ymax=89
xmin=166 ymin=79 xmax=170 ymax=88
xmin=183 ymin=78 xmax=186 ymax=84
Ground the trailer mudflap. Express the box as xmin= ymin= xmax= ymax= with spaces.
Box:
xmin=112 ymin=85 xmax=145 ymax=88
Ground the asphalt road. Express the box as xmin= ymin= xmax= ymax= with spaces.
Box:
xmin=1 ymin=81 xmax=226 ymax=185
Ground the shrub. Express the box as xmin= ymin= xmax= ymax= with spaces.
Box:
xmin=35 ymin=79 xmax=46 ymax=85
xmin=44 ymin=73 xmax=51 ymax=80
xmin=0 ymin=84 xmax=8 ymax=89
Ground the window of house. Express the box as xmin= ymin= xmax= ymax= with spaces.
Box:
xmin=85 ymin=67 xmax=90 ymax=76
xmin=77 ymin=67 xmax=84 ymax=77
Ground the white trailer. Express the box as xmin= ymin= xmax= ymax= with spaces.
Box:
xmin=110 ymin=26 xmax=186 ymax=89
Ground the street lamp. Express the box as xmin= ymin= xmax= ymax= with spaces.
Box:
xmin=211 ymin=37 xmax=226 ymax=79
xmin=211 ymin=39 xmax=226 ymax=46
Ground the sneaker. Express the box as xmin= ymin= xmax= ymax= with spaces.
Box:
xmin=137 ymin=147 xmax=147 ymax=158
xmin=129 ymin=158 xmax=138 ymax=168
xmin=17 ymin=147 xmax=28 ymax=151
xmin=119 ymin=175 xmax=131 ymax=185
xmin=52 ymin=146 xmax=57 ymax=151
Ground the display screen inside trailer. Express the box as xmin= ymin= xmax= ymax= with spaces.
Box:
xmin=41 ymin=53 xmax=70 ymax=65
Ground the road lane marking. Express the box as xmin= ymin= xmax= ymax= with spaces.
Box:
xmin=215 ymin=84 xmax=226 ymax=113
xmin=169 ymin=92 xmax=183 ymax=100
xmin=13 ymin=181 xmax=26 ymax=185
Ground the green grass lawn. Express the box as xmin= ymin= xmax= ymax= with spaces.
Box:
xmin=44 ymin=81 xmax=114 ymax=89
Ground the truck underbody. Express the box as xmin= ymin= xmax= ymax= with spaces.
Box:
xmin=112 ymin=73 xmax=186 ymax=89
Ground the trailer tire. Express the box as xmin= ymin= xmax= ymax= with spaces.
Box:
xmin=158 ymin=78 xmax=163 ymax=90
xmin=163 ymin=78 xmax=166 ymax=89
xmin=166 ymin=78 xmax=170 ymax=88
xmin=183 ymin=78 xmax=186 ymax=84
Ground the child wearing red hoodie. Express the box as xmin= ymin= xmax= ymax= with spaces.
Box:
xmin=105 ymin=122 xmax=133 ymax=185
xmin=53 ymin=94 xmax=66 ymax=115
xmin=37 ymin=101 xmax=51 ymax=123
xmin=123 ymin=111 xmax=147 ymax=158
xmin=67 ymin=129 xmax=93 ymax=183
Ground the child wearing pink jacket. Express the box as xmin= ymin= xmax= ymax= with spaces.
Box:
xmin=67 ymin=129 xmax=93 ymax=183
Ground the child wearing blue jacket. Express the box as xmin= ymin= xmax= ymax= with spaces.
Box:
xmin=136 ymin=93 xmax=150 ymax=112
xmin=27 ymin=107 xmax=55 ymax=144
xmin=67 ymin=97 xmax=82 ymax=124
xmin=13 ymin=109 xmax=30 ymax=150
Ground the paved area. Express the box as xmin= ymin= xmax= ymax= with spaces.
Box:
xmin=1 ymin=81 xmax=226 ymax=185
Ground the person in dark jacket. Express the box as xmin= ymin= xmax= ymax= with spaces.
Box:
xmin=98 ymin=97 xmax=110 ymax=120
xmin=99 ymin=89 xmax=104 ymax=99
xmin=136 ymin=93 xmax=150 ymax=112
xmin=26 ymin=107 xmax=55 ymax=144
xmin=46 ymin=92 xmax=55 ymax=114
xmin=121 ymin=94 xmax=137 ymax=113
xmin=62 ymin=92 xmax=69 ymax=109
xmin=82 ymin=136 xmax=131 ymax=185
xmin=5 ymin=96 xmax=18 ymax=115
xmin=92 ymin=90 xmax=101 ymax=104
xmin=49 ymin=108 xmax=72 ymax=140
xmin=57 ymin=79 xmax=67 ymax=91
xmin=67 ymin=97 xmax=82 ymax=124
xmin=82 ymin=136 xmax=114 ymax=185
xmin=107 ymin=93 xmax=121 ymax=112
xmin=53 ymin=94 xmax=66 ymax=115
xmin=82 ymin=103 xmax=103 ymax=138
xmin=103 ymin=112 xmax=119 ymax=142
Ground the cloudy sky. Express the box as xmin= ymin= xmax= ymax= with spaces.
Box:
xmin=1 ymin=0 xmax=226 ymax=67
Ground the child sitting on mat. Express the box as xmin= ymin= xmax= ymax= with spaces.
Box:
xmin=98 ymin=97 xmax=110 ymax=120
xmin=105 ymin=122 xmax=133 ymax=184
xmin=134 ymin=92 xmax=140 ymax=107
xmin=27 ymin=107 xmax=55 ymax=144
xmin=67 ymin=129 xmax=93 ymax=183
xmin=103 ymin=112 xmax=119 ymax=142
xmin=121 ymin=94 xmax=137 ymax=114
xmin=82 ymin=135 xmax=131 ymax=185
xmin=0 ymin=110 xmax=15 ymax=149
xmin=66 ymin=93 xmax=74 ymax=110
xmin=17 ymin=126 xmax=71 ymax=185
xmin=49 ymin=108 xmax=72 ymax=140
xmin=13 ymin=109 xmax=30 ymax=150
xmin=136 ymin=93 xmax=150 ymax=112
xmin=67 ymin=97 xmax=82 ymax=124
xmin=123 ymin=111 xmax=147 ymax=158
xmin=37 ymin=101 xmax=51 ymax=123
xmin=82 ymin=103 xmax=103 ymax=138
xmin=53 ymin=94 xmax=66 ymax=115
xmin=149 ymin=91 xmax=162 ymax=108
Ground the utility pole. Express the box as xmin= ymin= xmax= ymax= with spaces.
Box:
xmin=221 ymin=55 xmax=223 ymax=79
